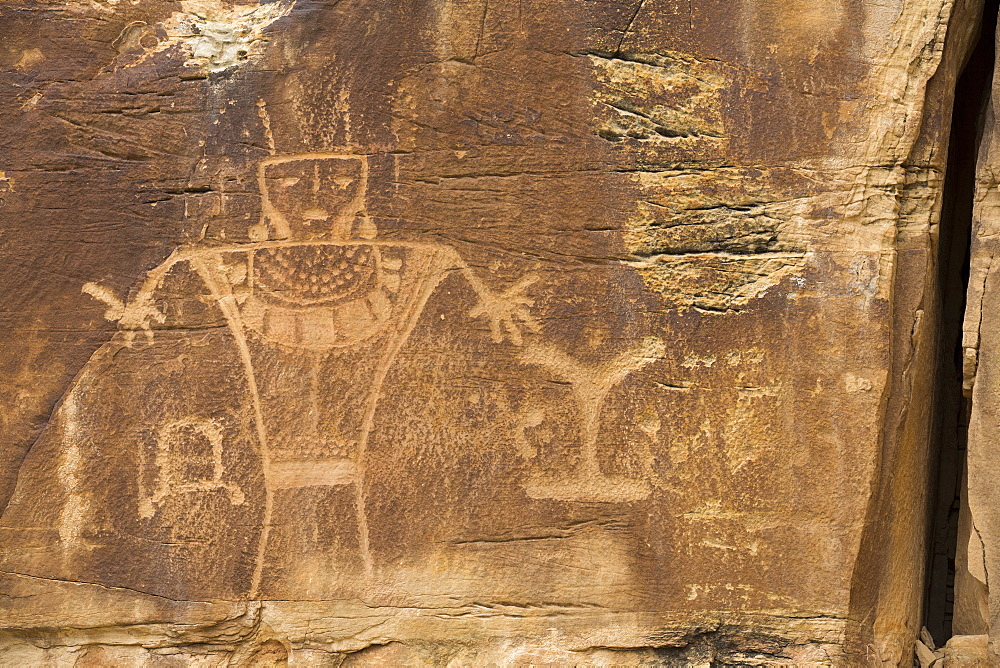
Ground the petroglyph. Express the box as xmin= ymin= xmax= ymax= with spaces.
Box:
xmin=82 ymin=149 xmax=541 ymax=595
xmin=253 ymin=152 xmax=372 ymax=242
xmin=519 ymin=337 xmax=666 ymax=503
xmin=55 ymin=391 xmax=87 ymax=545
xmin=0 ymin=0 xmax=972 ymax=660
xmin=138 ymin=418 xmax=245 ymax=519
xmin=82 ymin=282 xmax=165 ymax=346
xmin=514 ymin=407 xmax=546 ymax=459
xmin=468 ymin=274 xmax=540 ymax=345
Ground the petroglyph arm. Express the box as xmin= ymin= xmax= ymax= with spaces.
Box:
xmin=82 ymin=247 xmax=198 ymax=345
xmin=441 ymin=246 xmax=541 ymax=345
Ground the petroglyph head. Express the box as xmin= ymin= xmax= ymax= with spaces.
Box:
xmin=254 ymin=153 xmax=375 ymax=242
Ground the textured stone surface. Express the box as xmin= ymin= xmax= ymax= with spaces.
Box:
xmin=961 ymin=10 xmax=1000 ymax=662
xmin=0 ymin=0 xmax=982 ymax=664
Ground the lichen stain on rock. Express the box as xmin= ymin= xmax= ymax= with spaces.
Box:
xmin=180 ymin=0 xmax=293 ymax=72
xmin=614 ymin=165 xmax=816 ymax=311
xmin=129 ymin=0 xmax=295 ymax=74
xmin=588 ymin=51 xmax=727 ymax=142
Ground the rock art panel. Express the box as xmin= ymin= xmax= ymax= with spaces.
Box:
xmin=0 ymin=0 xmax=984 ymax=664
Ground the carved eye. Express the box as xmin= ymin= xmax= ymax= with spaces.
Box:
xmin=332 ymin=175 xmax=353 ymax=189
xmin=279 ymin=177 xmax=300 ymax=188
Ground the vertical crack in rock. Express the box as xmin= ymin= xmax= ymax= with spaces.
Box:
xmin=924 ymin=0 xmax=998 ymax=647
xmin=847 ymin=0 xmax=990 ymax=661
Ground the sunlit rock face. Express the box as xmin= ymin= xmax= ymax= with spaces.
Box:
xmin=0 ymin=0 xmax=982 ymax=664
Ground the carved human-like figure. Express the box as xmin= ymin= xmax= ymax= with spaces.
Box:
xmin=0 ymin=150 xmax=538 ymax=601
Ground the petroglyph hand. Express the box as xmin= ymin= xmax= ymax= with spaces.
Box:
xmin=467 ymin=274 xmax=541 ymax=345
xmin=83 ymin=282 xmax=166 ymax=346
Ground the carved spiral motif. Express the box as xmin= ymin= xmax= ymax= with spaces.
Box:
xmin=253 ymin=245 xmax=377 ymax=306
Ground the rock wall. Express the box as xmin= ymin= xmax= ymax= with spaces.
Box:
xmin=961 ymin=0 xmax=1000 ymax=661
xmin=0 ymin=0 xmax=986 ymax=665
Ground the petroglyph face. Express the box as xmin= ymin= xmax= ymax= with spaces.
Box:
xmin=257 ymin=154 xmax=373 ymax=241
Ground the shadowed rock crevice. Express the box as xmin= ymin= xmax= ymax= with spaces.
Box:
xmin=923 ymin=0 xmax=999 ymax=645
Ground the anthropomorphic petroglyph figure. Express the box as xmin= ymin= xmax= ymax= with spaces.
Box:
xmin=517 ymin=337 xmax=665 ymax=503
xmin=81 ymin=149 xmax=540 ymax=598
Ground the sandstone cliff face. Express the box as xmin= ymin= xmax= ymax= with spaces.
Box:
xmin=0 ymin=0 xmax=985 ymax=665
xmin=961 ymin=4 xmax=1000 ymax=661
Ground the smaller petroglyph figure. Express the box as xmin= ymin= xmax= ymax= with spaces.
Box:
xmin=519 ymin=337 xmax=665 ymax=503
xmin=138 ymin=419 xmax=245 ymax=519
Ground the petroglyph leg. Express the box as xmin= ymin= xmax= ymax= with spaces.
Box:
xmin=189 ymin=254 xmax=274 ymax=600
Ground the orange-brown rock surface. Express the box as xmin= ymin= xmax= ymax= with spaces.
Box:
xmin=960 ymin=1 xmax=1000 ymax=662
xmin=0 ymin=0 xmax=990 ymax=665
